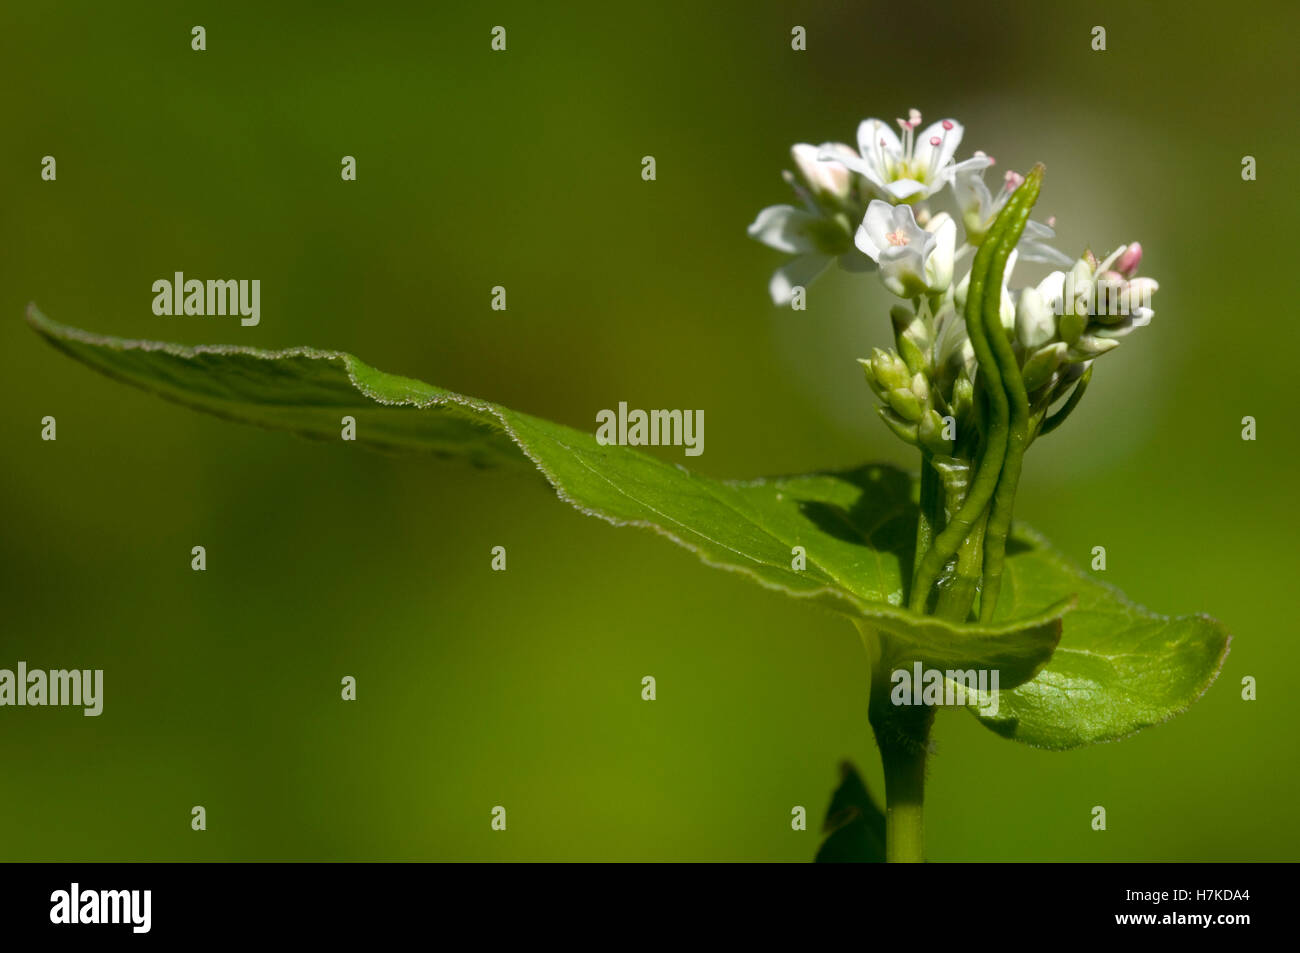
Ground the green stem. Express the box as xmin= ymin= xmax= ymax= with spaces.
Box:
xmin=880 ymin=736 xmax=928 ymax=863
xmin=868 ymin=641 xmax=934 ymax=863
xmin=934 ymin=508 xmax=988 ymax=622
xmin=910 ymin=454 xmax=942 ymax=607
xmin=909 ymin=204 xmax=1013 ymax=612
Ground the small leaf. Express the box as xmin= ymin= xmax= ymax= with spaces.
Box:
xmin=815 ymin=761 xmax=886 ymax=863
xmin=27 ymin=307 xmax=1229 ymax=748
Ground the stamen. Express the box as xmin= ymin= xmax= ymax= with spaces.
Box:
xmin=885 ymin=230 xmax=909 ymax=247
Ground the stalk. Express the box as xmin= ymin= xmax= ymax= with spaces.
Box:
xmin=868 ymin=655 xmax=933 ymax=864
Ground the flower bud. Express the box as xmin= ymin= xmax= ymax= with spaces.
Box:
xmin=918 ymin=409 xmax=951 ymax=456
xmin=891 ymin=305 xmax=933 ymax=376
xmin=870 ymin=348 xmax=912 ymax=392
xmin=950 ymin=373 xmax=974 ymax=421
xmin=885 ymin=387 xmax=924 ymax=423
xmin=1015 ymin=286 xmax=1056 ymax=350
xmin=1021 ymin=342 xmax=1067 ymax=392
xmin=1059 ymin=309 xmax=1087 ymax=345
xmin=878 ymin=407 xmax=919 ymax=444
xmin=791 ymin=143 xmax=853 ymax=203
xmin=1114 ymin=242 xmax=1143 ymax=279
xmin=858 ymin=357 xmax=887 ymax=400
xmin=1068 ymin=334 xmax=1120 ymax=361
xmin=1122 ymin=277 xmax=1158 ymax=318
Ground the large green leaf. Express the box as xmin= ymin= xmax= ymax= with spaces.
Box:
xmin=975 ymin=524 xmax=1231 ymax=748
xmin=26 ymin=306 xmax=1229 ymax=747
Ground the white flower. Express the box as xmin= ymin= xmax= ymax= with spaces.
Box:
xmin=855 ymin=201 xmax=954 ymax=297
xmin=825 ymin=109 xmax=974 ymax=203
xmin=952 ymin=159 xmax=1071 ymax=266
xmin=791 ymin=142 xmax=855 ymax=203
xmin=747 ymin=204 xmax=854 ymax=305
xmin=1090 ymin=245 xmax=1159 ymax=327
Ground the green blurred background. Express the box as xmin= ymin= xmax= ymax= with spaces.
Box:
xmin=2 ymin=0 xmax=1296 ymax=861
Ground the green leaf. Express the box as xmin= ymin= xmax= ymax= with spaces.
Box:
xmin=975 ymin=524 xmax=1232 ymax=748
xmin=815 ymin=761 xmax=886 ymax=863
xmin=26 ymin=306 xmax=1229 ymax=747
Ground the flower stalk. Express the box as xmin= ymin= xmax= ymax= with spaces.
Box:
xmin=750 ymin=108 xmax=1162 ymax=861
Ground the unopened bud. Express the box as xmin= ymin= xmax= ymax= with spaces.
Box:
xmin=1114 ymin=242 xmax=1143 ymax=279
xmin=1123 ymin=277 xmax=1158 ymax=316
xmin=918 ymin=409 xmax=951 ymax=455
xmin=870 ymin=348 xmax=912 ymax=392
xmin=879 ymin=407 xmax=919 ymax=444
xmin=1015 ymin=287 xmax=1056 ymax=349
xmin=1059 ymin=309 xmax=1087 ymax=345
xmin=891 ymin=305 xmax=933 ymax=375
xmin=1021 ymin=342 xmax=1067 ymax=392
xmin=885 ymin=386 xmax=924 ymax=422
xmin=1068 ymin=334 xmax=1120 ymax=361
xmin=950 ymin=373 xmax=974 ymax=420
xmin=793 ymin=142 xmax=853 ymax=201
xmin=858 ymin=357 xmax=887 ymax=399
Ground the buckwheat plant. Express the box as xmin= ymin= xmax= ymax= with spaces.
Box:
xmin=27 ymin=109 xmax=1228 ymax=863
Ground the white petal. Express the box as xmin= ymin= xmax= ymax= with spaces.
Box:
xmin=1035 ymin=270 xmax=1067 ymax=308
xmin=822 ymin=150 xmax=873 ymax=179
xmin=951 ymin=154 xmax=994 ymax=174
xmin=1023 ymin=219 xmax=1056 ymax=239
xmin=1015 ymin=286 xmax=1056 ymax=348
xmin=793 ymin=142 xmax=851 ymax=199
xmin=881 ymin=178 xmax=928 ymax=201
xmin=912 ymin=119 xmax=963 ymax=176
xmin=769 ymin=254 xmax=831 ymax=305
xmin=999 ymin=249 xmax=1019 ymax=330
xmin=877 ymin=248 xmax=925 ymax=297
xmin=856 ymin=118 xmax=901 ymax=161
xmin=855 ymin=200 xmax=897 ymax=260
xmin=1018 ymin=240 xmax=1074 ymax=268
xmin=747 ymin=204 xmax=820 ymax=254
xmin=924 ymin=213 xmax=957 ymax=292
xmin=1097 ymin=244 xmax=1128 ymax=273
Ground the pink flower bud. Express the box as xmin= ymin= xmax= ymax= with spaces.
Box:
xmin=1114 ymin=242 xmax=1143 ymax=278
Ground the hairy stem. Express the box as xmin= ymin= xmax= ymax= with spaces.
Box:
xmin=868 ymin=664 xmax=932 ymax=864
xmin=880 ymin=738 xmax=927 ymax=863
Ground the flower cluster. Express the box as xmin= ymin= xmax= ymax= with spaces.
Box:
xmin=748 ymin=109 xmax=1158 ymax=455
xmin=749 ymin=110 xmax=1162 ymax=623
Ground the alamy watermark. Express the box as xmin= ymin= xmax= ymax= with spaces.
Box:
xmin=152 ymin=272 xmax=260 ymax=326
xmin=890 ymin=662 xmax=1000 ymax=716
xmin=595 ymin=402 xmax=703 ymax=457
xmin=0 ymin=662 xmax=103 ymax=716
xmin=50 ymin=883 xmax=150 ymax=934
